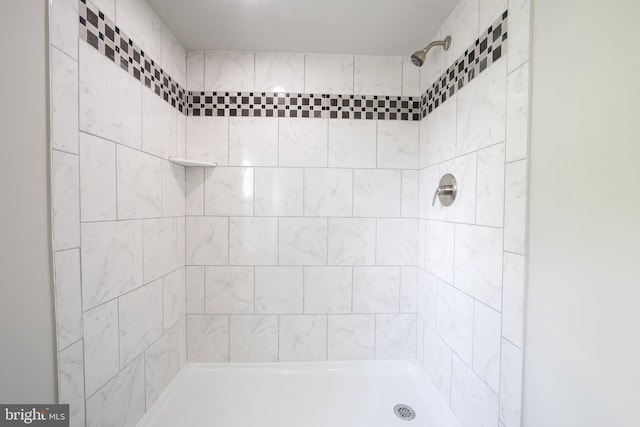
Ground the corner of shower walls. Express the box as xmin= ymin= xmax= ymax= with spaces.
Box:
xmin=415 ymin=0 xmax=530 ymax=426
xmin=50 ymin=0 xmax=189 ymax=426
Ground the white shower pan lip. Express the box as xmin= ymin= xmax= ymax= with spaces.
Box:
xmin=137 ymin=360 xmax=460 ymax=427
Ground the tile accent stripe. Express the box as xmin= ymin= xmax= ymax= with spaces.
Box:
xmin=421 ymin=11 xmax=508 ymax=117
xmin=78 ymin=0 xmax=507 ymax=121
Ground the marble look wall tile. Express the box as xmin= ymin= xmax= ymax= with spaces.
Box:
xmin=52 ymin=151 xmax=80 ymax=250
xmin=454 ymin=224 xmax=503 ymax=310
xmin=423 ymin=325 xmax=453 ymax=405
xmin=162 ymin=161 xmax=186 ymax=217
xmin=186 ymin=52 xmax=205 ymax=91
xmin=506 ymin=63 xmax=530 ymax=162
xmin=230 ymin=315 xmax=279 ymax=362
xmin=91 ymin=0 xmax=115 ymax=20
xmin=354 ymin=56 xmax=402 ymax=96
xmin=328 ymin=120 xmax=376 ymax=168
xmin=204 ymin=167 xmax=254 ymax=216
xmin=437 ymin=152 xmax=477 ymax=224
xmin=417 ymin=269 xmax=438 ymax=328
xmin=185 ymin=217 xmax=229 ymax=265
xmin=375 ymin=314 xmax=417 ymax=360
xmin=376 ymin=219 xmax=418 ymax=266
xmin=79 ymin=43 xmax=141 ymax=149
xmin=503 ymin=253 xmax=525 ymax=347
xmin=51 ymin=0 xmax=78 ymax=59
xmin=119 ymin=280 xmax=163 ymax=366
xmin=144 ymin=325 xmax=181 ymax=408
xmin=418 ymin=165 xmax=440 ymax=220
xmin=440 ymin=0 xmax=479 ymax=67
xmin=163 ymin=268 xmax=186 ymax=330
xmin=402 ymin=170 xmax=419 ymax=218
xmin=328 ymin=218 xmax=375 ymax=266
xmin=161 ymin=25 xmax=186 ymax=87
xmin=58 ymin=340 xmax=84 ymax=427
xmin=303 ymin=168 xmax=353 ymax=217
xmin=177 ymin=317 xmax=187 ymax=367
xmin=186 ymin=315 xmax=229 ymax=362
xmin=400 ymin=267 xmax=418 ymax=313
xmin=419 ymin=31 xmax=445 ymax=95
xmin=255 ymin=267 xmax=303 ymax=314
xmin=279 ymin=118 xmax=328 ymax=167
xmin=480 ymin=0 xmax=508 ymax=29
xmin=255 ymin=53 xmax=304 ymax=93
xmin=51 ymin=48 xmax=78 ymax=154
xmin=186 ymin=266 xmax=205 ymax=314
xmin=279 ymin=315 xmax=328 ymax=362
xmin=425 ymin=221 xmax=455 ymax=283
xmin=508 ymin=0 xmax=531 ymax=72
xmin=402 ymin=57 xmax=420 ymax=96
xmin=504 ymin=160 xmax=527 ymax=254
xmin=473 ymin=302 xmax=502 ymax=392
xmin=116 ymin=146 xmax=162 ymax=219
xmin=81 ymin=220 xmax=143 ymax=309
xmin=456 ymin=58 xmax=507 ymax=156
xmin=229 ymin=217 xmax=278 ymax=265
xmin=54 ymin=249 xmax=83 ymax=350
xmin=418 ymin=219 xmax=427 ymax=269
xmin=204 ymin=52 xmax=255 ymax=91
xmin=115 ymin=0 xmax=162 ymax=61
xmin=143 ymin=218 xmax=185 ymax=282
xmin=353 ymin=267 xmax=400 ymax=313
xmin=451 ymin=355 xmax=500 ymax=427
xmin=205 ymin=266 xmax=254 ymax=314
xmin=423 ymin=94 xmax=457 ymax=167
xmin=255 ymin=168 xmax=303 ymax=216
xmin=377 ymin=121 xmax=419 ymax=169
xmin=327 ymin=315 xmax=375 ymax=361
xmin=476 ymin=143 xmax=505 ymax=227
xmin=303 ymin=267 xmax=352 ymax=314
xmin=186 ymin=167 xmax=205 ymax=215
xmin=79 ymin=132 xmax=116 ymax=221
xmin=186 ymin=116 xmax=229 ymax=165
xmin=85 ymin=355 xmax=145 ymax=427
xmin=416 ymin=320 xmax=425 ymax=369
xmin=500 ymin=339 xmax=524 ymax=427
xmin=229 ymin=117 xmax=279 ymax=166
xmin=142 ymin=86 xmax=177 ymax=159
xmin=279 ymin=218 xmax=328 ymax=265
xmin=175 ymin=108 xmax=186 ymax=158
xmin=437 ymin=282 xmax=474 ymax=364
xmin=353 ymin=169 xmax=401 ymax=217
xmin=83 ymin=300 xmax=119 ymax=396
xmin=304 ymin=54 xmax=354 ymax=94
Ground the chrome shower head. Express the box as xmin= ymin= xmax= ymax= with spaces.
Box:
xmin=411 ymin=36 xmax=452 ymax=67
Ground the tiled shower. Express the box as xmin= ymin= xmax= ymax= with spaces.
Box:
xmin=49 ymin=0 xmax=530 ymax=426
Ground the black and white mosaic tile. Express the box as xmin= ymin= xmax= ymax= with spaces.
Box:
xmin=78 ymin=0 xmax=507 ymax=121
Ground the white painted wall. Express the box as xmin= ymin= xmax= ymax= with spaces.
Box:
xmin=0 ymin=0 xmax=57 ymax=402
xmin=524 ymin=0 xmax=640 ymax=426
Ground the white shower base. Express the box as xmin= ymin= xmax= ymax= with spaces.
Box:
xmin=137 ymin=361 xmax=460 ymax=427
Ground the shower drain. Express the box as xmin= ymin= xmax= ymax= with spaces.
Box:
xmin=393 ymin=404 xmax=416 ymax=421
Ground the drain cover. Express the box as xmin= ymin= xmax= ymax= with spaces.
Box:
xmin=393 ymin=404 xmax=416 ymax=421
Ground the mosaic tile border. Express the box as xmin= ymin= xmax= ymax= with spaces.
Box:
xmin=421 ymin=11 xmax=508 ymax=117
xmin=78 ymin=0 xmax=506 ymax=121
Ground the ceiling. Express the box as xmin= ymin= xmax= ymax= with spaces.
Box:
xmin=147 ymin=0 xmax=457 ymax=56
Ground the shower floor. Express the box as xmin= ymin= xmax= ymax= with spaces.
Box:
xmin=137 ymin=361 xmax=460 ymax=427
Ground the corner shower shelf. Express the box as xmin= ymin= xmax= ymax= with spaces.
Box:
xmin=168 ymin=157 xmax=217 ymax=167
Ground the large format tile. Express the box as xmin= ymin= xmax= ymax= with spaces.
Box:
xmin=376 ymin=121 xmax=419 ymax=169
xmin=58 ymin=340 xmax=84 ymax=427
xmin=229 ymin=217 xmax=278 ymax=265
xmin=186 ymin=52 xmax=204 ymax=91
xmin=506 ymin=63 xmax=530 ymax=162
xmin=186 ymin=266 xmax=205 ymax=314
xmin=402 ymin=57 xmax=420 ymax=96
xmin=279 ymin=218 xmax=328 ymax=265
xmin=115 ymin=0 xmax=162 ymax=60
xmin=417 ymin=269 xmax=438 ymax=328
xmin=229 ymin=315 xmax=279 ymax=362
xmin=79 ymin=43 xmax=141 ymax=149
xmin=480 ymin=0 xmax=508 ymax=29
xmin=423 ymin=94 xmax=457 ymax=167
xmin=186 ymin=217 xmax=229 ymax=265
xmin=376 ymin=219 xmax=418 ymax=266
xmin=52 ymin=151 xmax=80 ymax=250
xmin=186 ymin=116 xmax=229 ymax=165
xmin=255 ymin=53 xmax=304 ymax=93
xmin=186 ymin=167 xmax=205 ymax=215
xmin=118 ymin=280 xmax=163 ymax=366
xmin=142 ymin=86 xmax=177 ymax=159
xmin=328 ymin=218 xmax=376 ymax=266
xmin=303 ymin=267 xmax=353 ymax=314
xmin=204 ymin=52 xmax=254 ymax=91
xmin=353 ymin=169 xmax=401 ymax=217
xmin=143 ymin=218 xmax=185 ymax=282
xmin=205 ymin=266 xmax=254 ymax=314
xmin=500 ymin=339 xmax=524 ymax=427
xmin=229 ymin=117 xmax=278 ymax=166
xmin=437 ymin=282 xmax=474 ymax=364
xmin=424 ymin=221 xmax=455 ymax=283
xmin=353 ymin=267 xmax=400 ymax=314
xmin=503 ymin=253 xmax=525 ymax=347
xmin=255 ymin=168 xmax=303 ymax=216
xmin=186 ymin=315 xmax=229 ymax=362
xmin=79 ymin=132 xmax=116 ymax=222
xmin=476 ymin=144 xmax=506 ymax=227
xmin=278 ymin=118 xmax=328 ymax=167
xmin=144 ymin=325 xmax=181 ymax=408
xmin=304 ymin=54 xmax=354 ymax=94
xmin=50 ymin=0 xmax=78 ymax=59
xmin=81 ymin=220 xmax=143 ymax=309
xmin=375 ymin=314 xmax=417 ymax=360
xmin=454 ymin=224 xmax=503 ymax=310
xmin=437 ymin=152 xmax=477 ymax=224
xmin=83 ymin=300 xmax=119 ymax=396
xmin=163 ymin=268 xmax=186 ymax=330
xmin=279 ymin=315 xmax=328 ymax=362
xmin=423 ymin=325 xmax=453 ymax=404
xmin=328 ymin=120 xmax=376 ymax=168
xmin=161 ymin=25 xmax=186 ymax=86
xmin=54 ymin=249 xmax=83 ymax=350
xmin=255 ymin=267 xmax=303 ymax=314
xmin=51 ymin=47 xmax=78 ymax=154
xmin=451 ymin=355 xmax=500 ymax=427
xmin=507 ymin=0 xmax=531 ymax=72
xmin=162 ymin=161 xmax=186 ymax=217
xmin=440 ymin=0 xmax=479 ymax=67
xmin=204 ymin=167 xmax=254 ymax=216
xmin=402 ymin=170 xmax=419 ymax=218
xmin=354 ymin=56 xmax=402 ymax=96
xmin=304 ymin=168 xmax=353 ymax=217
xmin=473 ymin=302 xmax=502 ymax=392
xmin=116 ymin=145 xmax=162 ymax=219
xmin=327 ymin=315 xmax=375 ymax=361
xmin=400 ymin=266 xmax=418 ymax=314
xmin=504 ymin=160 xmax=528 ymax=254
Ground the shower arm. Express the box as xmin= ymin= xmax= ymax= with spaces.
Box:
xmin=418 ymin=36 xmax=452 ymax=56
